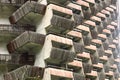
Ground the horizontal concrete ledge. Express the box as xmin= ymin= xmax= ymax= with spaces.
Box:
xmin=7 ymin=31 xmax=46 ymax=53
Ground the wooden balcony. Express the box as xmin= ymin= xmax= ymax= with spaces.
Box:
xmin=107 ymin=25 xmax=115 ymax=32
xmin=96 ymin=12 xmax=106 ymax=20
xmin=68 ymin=60 xmax=82 ymax=71
xmin=110 ymin=64 xmax=117 ymax=70
xmin=101 ymin=9 xmax=111 ymax=17
xmin=48 ymin=34 xmax=73 ymax=46
xmin=93 ymin=63 xmax=103 ymax=72
xmin=0 ymin=0 xmax=36 ymax=6
xmin=75 ymin=0 xmax=91 ymax=19
xmin=50 ymin=4 xmax=73 ymax=16
xmin=46 ymin=34 xmax=74 ymax=54
xmin=9 ymin=1 xmax=46 ymax=24
xmin=84 ymin=20 xmax=96 ymax=30
xmin=7 ymin=31 xmax=45 ymax=53
xmin=85 ymin=45 xmax=97 ymax=54
xmin=47 ymin=0 xmax=69 ymax=5
xmin=83 ymin=0 xmax=95 ymax=4
xmin=75 ymin=25 xmax=90 ymax=35
xmin=66 ymin=2 xmax=82 ymax=13
xmin=0 ymin=24 xmax=31 ymax=43
xmin=86 ymin=70 xmax=98 ymax=79
xmin=90 ymin=16 xmax=101 ymax=25
xmin=98 ymin=34 xmax=107 ymax=42
xmin=99 ymin=55 xmax=108 ymax=63
xmin=111 ymin=22 xmax=117 ymax=28
xmin=105 ymin=71 xmax=114 ymax=77
xmin=77 ymin=52 xmax=90 ymax=62
xmin=105 ymin=7 xmax=114 ymax=13
xmin=113 ymin=39 xmax=118 ymax=45
xmin=43 ymin=34 xmax=75 ymax=65
xmin=67 ymin=31 xmax=82 ymax=42
xmin=91 ymin=39 xmax=102 ymax=48
xmin=68 ymin=60 xmax=82 ymax=68
xmin=110 ymin=5 xmax=117 ymax=10
xmin=0 ymin=24 xmax=30 ymax=34
xmin=109 ymin=44 xmax=116 ymax=51
xmin=45 ymin=47 xmax=75 ymax=64
xmin=4 ymin=65 xmax=44 ymax=80
xmin=76 ymin=0 xmax=90 ymax=10
xmin=45 ymin=4 xmax=74 ymax=34
xmin=0 ymin=54 xmax=15 ymax=64
xmin=103 ymin=29 xmax=111 ymax=37
xmin=66 ymin=2 xmax=84 ymax=25
xmin=104 ymin=50 xmax=112 ymax=57
xmin=0 ymin=54 xmax=34 ymax=65
xmin=114 ymin=58 xmax=120 ymax=63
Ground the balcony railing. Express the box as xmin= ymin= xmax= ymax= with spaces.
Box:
xmin=7 ymin=31 xmax=45 ymax=53
xmin=0 ymin=0 xmax=30 ymax=6
xmin=9 ymin=1 xmax=46 ymax=24
xmin=93 ymin=63 xmax=103 ymax=72
xmin=84 ymin=20 xmax=96 ymax=30
xmin=105 ymin=71 xmax=114 ymax=77
xmin=46 ymin=15 xmax=74 ymax=34
xmin=68 ymin=60 xmax=82 ymax=72
xmin=0 ymin=54 xmax=20 ymax=64
xmin=75 ymin=0 xmax=91 ymax=19
xmin=86 ymin=70 xmax=98 ymax=79
xmin=90 ymin=16 xmax=101 ymax=25
xmin=99 ymin=55 xmax=108 ymax=63
xmin=0 ymin=24 xmax=30 ymax=34
xmin=77 ymin=52 xmax=90 ymax=62
xmin=47 ymin=0 xmax=69 ymax=5
xmin=67 ymin=30 xmax=82 ymax=42
xmin=85 ymin=45 xmax=97 ymax=54
xmin=4 ymin=65 xmax=44 ymax=80
xmin=91 ymin=39 xmax=102 ymax=48
xmin=66 ymin=2 xmax=84 ymax=25
xmin=45 ymin=47 xmax=75 ymax=64
xmin=0 ymin=53 xmax=35 ymax=65
xmin=75 ymin=25 xmax=90 ymax=36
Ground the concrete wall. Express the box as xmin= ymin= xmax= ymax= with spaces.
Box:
xmin=0 ymin=19 xmax=10 ymax=24
xmin=0 ymin=19 xmax=10 ymax=54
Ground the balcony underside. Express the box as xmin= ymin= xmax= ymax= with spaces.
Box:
xmin=16 ymin=12 xmax=43 ymax=26
xmin=0 ymin=5 xmax=43 ymax=26
xmin=12 ymin=42 xmax=43 ymax=55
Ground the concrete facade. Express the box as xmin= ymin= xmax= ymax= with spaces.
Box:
xmin=0 ymin=0 xmax=119 ymax=80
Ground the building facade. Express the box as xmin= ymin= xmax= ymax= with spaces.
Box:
xmin=0 ymin=0 xmax=119 ymax=80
